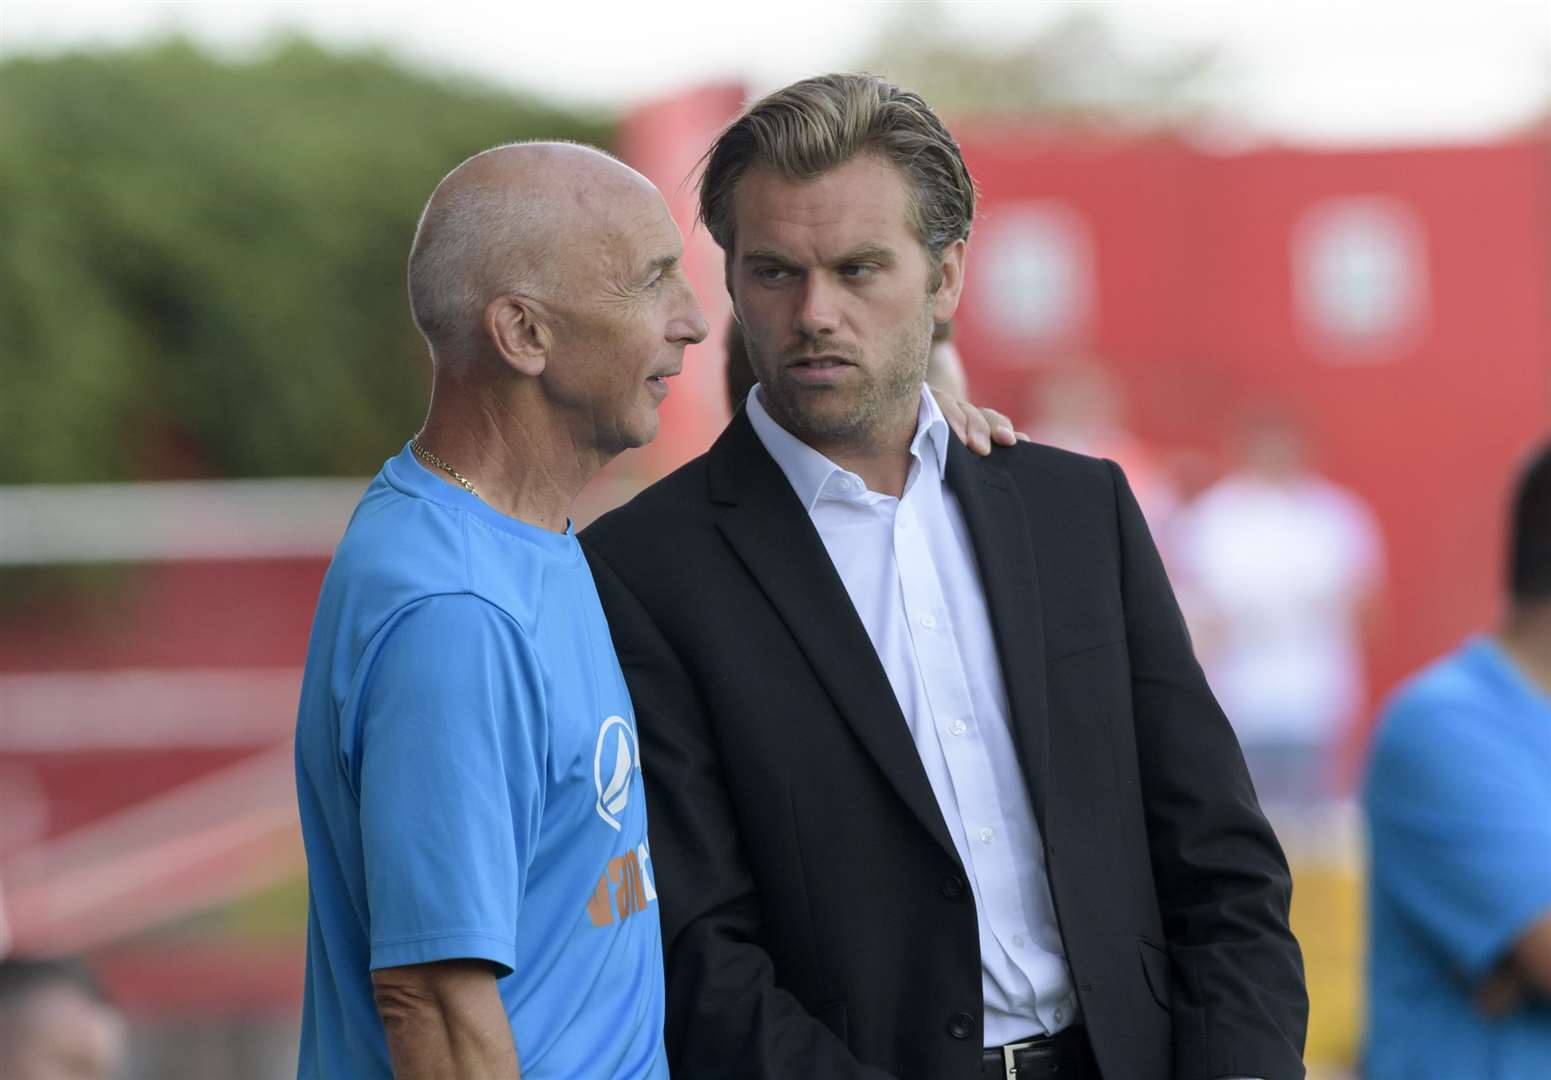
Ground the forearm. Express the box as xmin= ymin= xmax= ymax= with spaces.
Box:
xmin=1477 ymin=910 xmax=1551 ymax=1014
xmin=1513 ymin=910 xmax=1551 ymax=998
xmin=380 ymin=1006 xmax=518 ymax=1079
xmin=373 ymin=962 xmax=519 ymax=1079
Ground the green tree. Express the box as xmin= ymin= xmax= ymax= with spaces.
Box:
xmin=0 ymin=38 xmax=612 ymax=483
xmin=865 ymin=7 xmax=1223 ymax=126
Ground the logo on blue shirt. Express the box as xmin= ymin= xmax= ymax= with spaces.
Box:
xmin=593 ymin=715 xmax=640 ymax=831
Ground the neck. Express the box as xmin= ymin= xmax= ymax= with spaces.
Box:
xmin=416 ymin=373 xmax=612 ymax=532
xmin=1498 ymin=601 xmax=1551 ymax=697
xmin=824 ymin=439 xmax=915 ymax=498
xmin=776 ymin=395 xmax=921 ymax=500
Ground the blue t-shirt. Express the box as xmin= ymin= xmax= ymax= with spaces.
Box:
xmin=295 ymin=443 xmax=668 ymax=1080
xmin=1363 ymin=636 xmax=1551 ymax=1079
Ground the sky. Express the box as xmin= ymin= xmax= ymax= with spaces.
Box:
xmin=3 ymin=0 xmax=1549 ymax=144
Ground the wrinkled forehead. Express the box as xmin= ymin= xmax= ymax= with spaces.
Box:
xmin=729 ymin=154 xmax=919 ymax=261
xmin=542 ymin=178 xmax=682 ymax=291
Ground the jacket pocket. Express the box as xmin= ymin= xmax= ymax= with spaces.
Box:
xmin=1045 ymin=618 xmax=1125 ymax=662
xmin=1138 ymin=938 xmax=1172 ymax=1011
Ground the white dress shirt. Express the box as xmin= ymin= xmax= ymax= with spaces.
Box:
xmin=746 ymin=386 xmax=1079 ymax=1046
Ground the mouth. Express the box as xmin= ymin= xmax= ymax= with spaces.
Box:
xmin=784 ymin=355 xmax=856 ymax=386
xmin=786 ymin=355 xmax=853 ymax=370
xmin=646 ymin=369 xmax=678 ymax=398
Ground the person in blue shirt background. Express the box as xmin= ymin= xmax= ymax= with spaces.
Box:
xmin=1363 ymin=437 xmax=1551 ymax=1079
xmin=293 ymin=142 xmax=708 ymax=1079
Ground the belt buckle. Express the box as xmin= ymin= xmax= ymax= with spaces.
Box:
xmin=1000 ymin=1037 xmax=1039 ymax=1079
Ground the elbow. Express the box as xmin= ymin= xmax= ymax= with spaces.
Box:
xmin=371 ymin=968 xmax=441 ymax=1035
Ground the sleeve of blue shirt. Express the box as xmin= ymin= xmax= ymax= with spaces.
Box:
xmin=353 ymin=593 xmax=546 ymax=977
xmin=1365 ymin=694 xmax=1551 ymax=982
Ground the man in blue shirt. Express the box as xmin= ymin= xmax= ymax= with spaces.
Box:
xmin=294 ymin=142 xmax=708 ymax=1079
xmin=1364 ymin=439 xmax=1551 ymax=1078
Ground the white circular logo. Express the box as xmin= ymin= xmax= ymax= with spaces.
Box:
xmin=593 ymin=715 xmax=640 ymax=832
xmin=1293 ymin=196 xmax=1428 ymax=359
xmin=973 ymin=200 xmax=1094 ymax=355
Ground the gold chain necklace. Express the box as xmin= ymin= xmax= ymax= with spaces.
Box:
xmin=411 ymin=437 xmax=479 ymax=498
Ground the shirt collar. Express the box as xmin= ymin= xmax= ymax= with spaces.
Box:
xmin=745 ymin=384 xmax=950 ymax=513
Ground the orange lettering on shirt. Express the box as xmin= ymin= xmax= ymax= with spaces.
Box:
xmin=620 ymin=851 xmax=647 ymax=918
xmin=586 ymin=871 xmax=614 ymax=927
xmin=606 ymin=851 xmax=649 ymax=921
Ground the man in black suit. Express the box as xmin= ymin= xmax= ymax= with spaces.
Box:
xmin=582 ymin=74 xmax=1307 ymax=1080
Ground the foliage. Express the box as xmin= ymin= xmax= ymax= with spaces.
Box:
xmin=0 ymin=38 xmax=612 ymax=482
xmin=865 ymin=7 xmax=1224 ymax=127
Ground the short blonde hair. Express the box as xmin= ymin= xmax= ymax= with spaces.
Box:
xmin=697 ymin=73 xmax=976 ymax=263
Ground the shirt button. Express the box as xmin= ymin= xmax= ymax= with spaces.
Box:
xmin=1012 ymin=934 xmax=1025 ymax=948
xmin=1054 ymin=1005 xmax=1068 ymax=1026
xmin=978 ymin=827 xmax=995 ymax=844
xmin=949 ymin=719 xmax=967 ymax=736
xmin=920 ymin=613 xmax=937 ymax=629
xmin=946 ymin=1012 xmax=974 ymax=1040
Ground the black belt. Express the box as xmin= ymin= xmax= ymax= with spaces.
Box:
xmin=979 ymin=1025 xmax=1098 ymax=1079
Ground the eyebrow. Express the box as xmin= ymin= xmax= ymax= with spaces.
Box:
xmin=741 ymin=248 xmax=797 ymax=267
xmin=741 ymin=245 xmax=897 ymax=268
xmin=835 ymin=244 xmax=895 ymax=265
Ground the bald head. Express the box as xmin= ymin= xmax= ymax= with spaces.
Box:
xmin=407 ymin=141 xmax=660 ymax=361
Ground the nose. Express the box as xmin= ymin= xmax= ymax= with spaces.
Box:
xmin=670 ymin=280 xmax=709 ymax=346
xmin=794 ymin=276 xmax=840 ymax=339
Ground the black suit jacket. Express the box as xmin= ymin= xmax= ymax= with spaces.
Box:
xmin=581 ymin=411 xmax=1307 ymax=1080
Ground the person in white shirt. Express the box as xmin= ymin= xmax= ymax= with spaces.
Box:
xmin=1173 ymin=410 xmax=1384 ymax=818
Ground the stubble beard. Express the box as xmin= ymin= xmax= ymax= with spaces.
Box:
xmin=749 ymin=302 xmax=934 ymax=455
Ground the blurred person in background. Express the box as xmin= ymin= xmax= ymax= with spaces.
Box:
xmin=584 ymin=72 xmax=1305 ymax=1080
xmin=727 ymin=315 xmax=972 ymax=412
xmin=927 ymin=317 xmax=971 ymax=400
xmin=1023 ymin=362 xmax=1179 ymax=530
xmin=293 ymin=142 xmax=707 ymax=1080
xmin=1362 ymin=439 xmax=1551 ymax=1078
xmin=724 ymin=315 xmax=758 ymax=413
xmin=1172 ymin=408 xmax=1384 ymax=825
xmin=0 ymin=957 xmax=126 ymax=1080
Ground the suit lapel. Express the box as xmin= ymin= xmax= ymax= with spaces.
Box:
xmin=708 ymin=412 xmax=961 ymax=864
xmin=944 ymin=440 xmax=1052 ymax=827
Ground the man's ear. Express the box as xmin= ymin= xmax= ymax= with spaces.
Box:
xmin=930 ymin=239 xmax=967 ymax=325
xmin=483 ymin=294 xmax=549 ymax=377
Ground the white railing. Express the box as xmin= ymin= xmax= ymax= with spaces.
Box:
xmin=0 ymin=477 xmax=368 ymax=564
